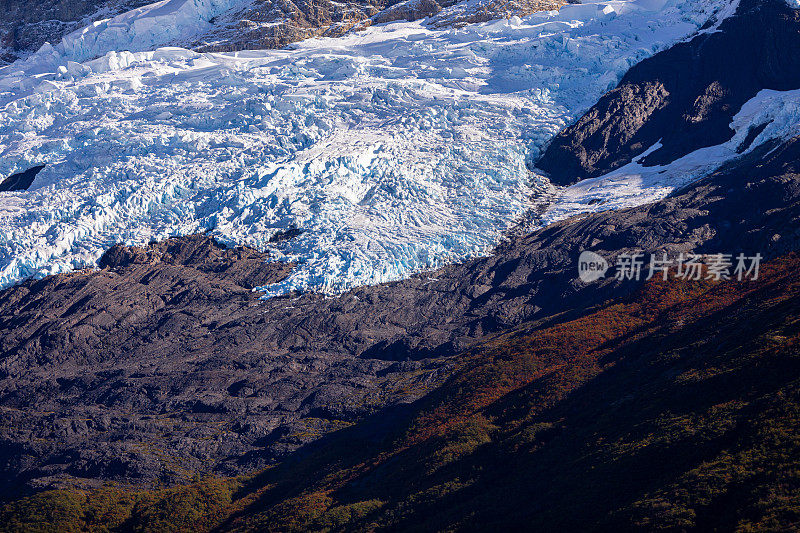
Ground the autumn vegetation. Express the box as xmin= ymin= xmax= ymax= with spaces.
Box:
xmin=3 ymin=254 xmax=800 ymax=531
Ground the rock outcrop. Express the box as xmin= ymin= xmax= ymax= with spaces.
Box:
xmin=190 ymin=0 xmax=565 ymax=53
xmin=0 ymin=165 xmax=45 ymax=192
xmin=0 ymin=0 xmax=565 ymax=65
xmin=536 ymin=0 xmax=800 ymax=185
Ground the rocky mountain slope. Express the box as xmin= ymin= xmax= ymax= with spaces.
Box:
xmin=0 ymin=0 xmax=799 ymax=529
xmin=0 ymin=235 xmax=455 ymax=495
xmin=536 ymin=0 xmax=800 ymax=184
xmin=194 ymin=0 xmax=567 ymax=54
xmin=3 ymin=247 xmax=800 ymax=531
xmin=1 ymin=125 xmax=799 ymax=496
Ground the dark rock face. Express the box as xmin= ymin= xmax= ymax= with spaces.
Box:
xmin=1 ymin=130 xmax=799 ymax=493
xmin=536 ymin=0 xmax=800 ymax=185
xmin=0 ymin=234 xmax=454 ymax=494
xmin=0 ymin=165 xmax=45 ymax=192
xmin=267 ymin=226 xmax=303 ymax=243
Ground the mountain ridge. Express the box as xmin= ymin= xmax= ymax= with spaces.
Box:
xmin=536 ymin=0 xmax=800 ymax=184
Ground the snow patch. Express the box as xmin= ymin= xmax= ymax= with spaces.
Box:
xmin=542 ymin=88 xmax=800 ymax=225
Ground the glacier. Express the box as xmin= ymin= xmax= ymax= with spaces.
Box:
xmin=0 ymin=0 xmax=772 ymax=295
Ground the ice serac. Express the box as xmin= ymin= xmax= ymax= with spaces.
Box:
xmin=1 ymin=0 xmax=567 ymax=67
xmin=0 ymin=0 xmax=155 ymax=65
xmin=0 ymin=0 xmax=754 ymax=295
xmin=536 ymin=0 xmax=800 ymax=185
xmin=27 ymin=0 xmax=252 ymax=67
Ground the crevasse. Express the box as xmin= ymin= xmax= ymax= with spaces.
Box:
xmin=0 ymin=0 xmax=769 ymax=295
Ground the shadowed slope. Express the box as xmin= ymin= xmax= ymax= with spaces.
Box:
xmin=536 ymin=0 xmax=800 ymax=184
xmin=0 ymin=165 xmax=45 ymax=192
xmin=3 ymin=253 xmax=799 ymax=531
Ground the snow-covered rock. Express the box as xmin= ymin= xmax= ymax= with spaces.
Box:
xmin=6 ymin=0 xmax=251 ymax=73
xmin=542 ymin=87 xmax=800 ymax=225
